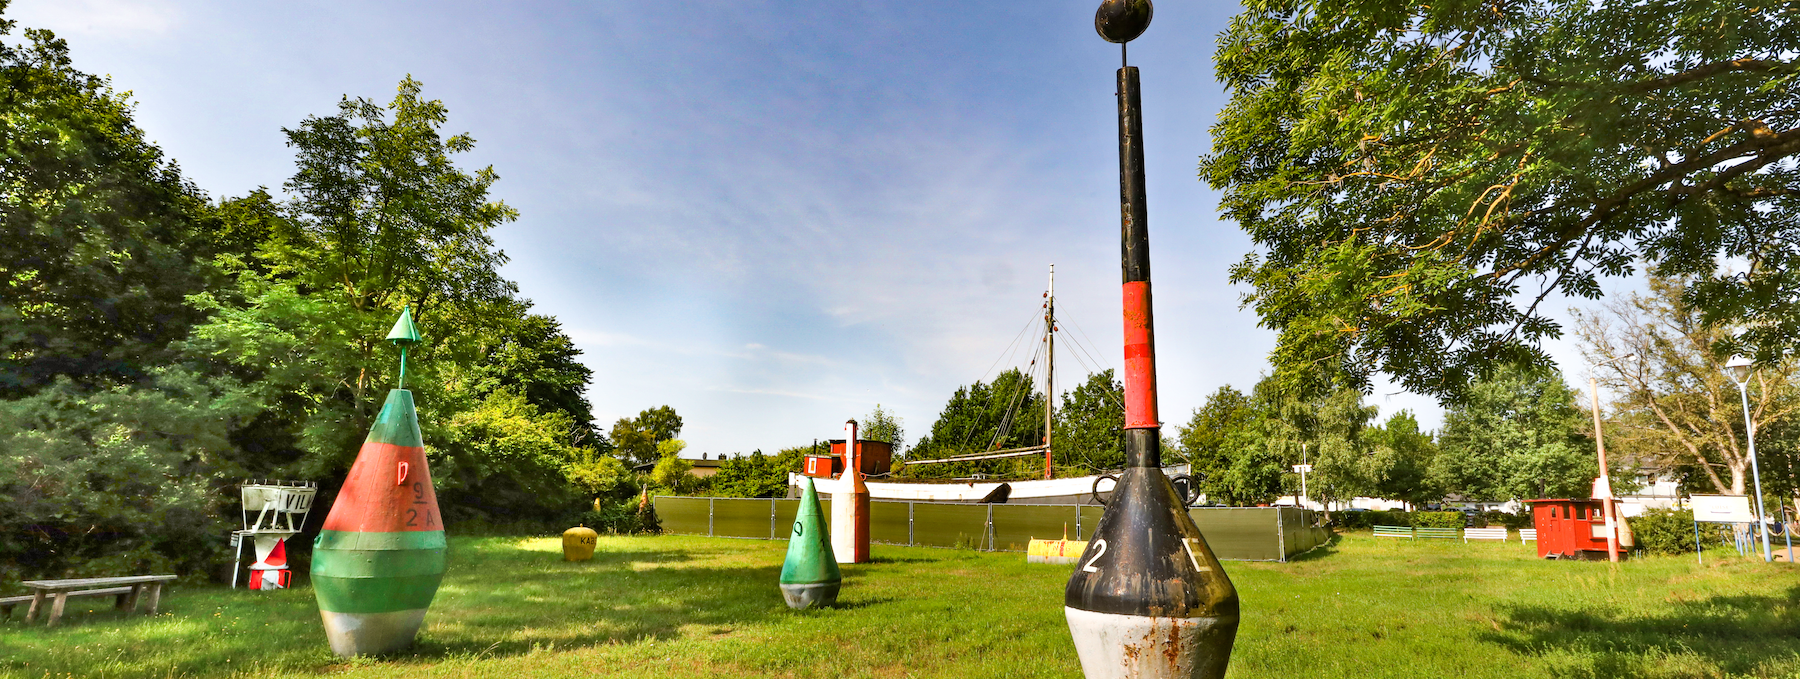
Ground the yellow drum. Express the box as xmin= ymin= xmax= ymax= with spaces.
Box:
xmin=562 ymin=525 xmax=599 ymax=561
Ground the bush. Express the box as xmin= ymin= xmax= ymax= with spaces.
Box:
xmin=1482 ymin=510 xmax=1532 ymax=530
xmin=571 ymin=496 xmax=661 ymax=535
xmin=1412 ymin=511 xmax=1465 ymax=528
xmin=1629 ymin=508 xmax=1732 ymax=556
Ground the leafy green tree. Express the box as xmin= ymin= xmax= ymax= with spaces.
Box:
xmin=709 ymin=448 xmax=804 ymax=498
xmin=650 ymin=455 xmax=703 ymax=495
xmin=1434 ymin=366 xmax=1595 ymax=500
xmin=0 ymin=370 xmax=259 ymax=582
xmin=1176 ymin=386 xmax=1258 ymax=496
xmin=565 ymin=451 xmax=636 ymax=500
xmin=0 ymin=15 xmax=212 ymax=396
xmin=861 ymin=404 xmax=906 ymax=451
xmin=1053 ymin=371 xmax=1126 ymax=475
xmin=611 ymin=406 xmax=682 ymax=464
xmin=1360 ymin=411 xmax=1439 ymax=506
xmin=1202 ymin=0 xmax=1800 ymax=400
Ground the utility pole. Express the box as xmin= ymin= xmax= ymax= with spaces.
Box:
xmin=1044 ymin=264 xmax=1055 ymax=481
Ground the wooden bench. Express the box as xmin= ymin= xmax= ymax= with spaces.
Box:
xmin=1373 ymin=525 xmax=1413 ymax=538
xmin=12 ymin=575 xmax=176 ymax=627
xmin=1464 ymin=527 xmax=1509 ymax=542
xmin=1520 ymin=529 xmax=1538 ymax=543
xmin=2 ymin=587 xmax=136 ymax=621
xmin=1415 ymin=527 xmax=1460 ymax=540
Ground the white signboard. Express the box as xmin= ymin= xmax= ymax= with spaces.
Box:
xmin=1690 ymin=494 xmax=1756 ymax=523
xmin=1292 ymin=464 xmax=1313 ymax=473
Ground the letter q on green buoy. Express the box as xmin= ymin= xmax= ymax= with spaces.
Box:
xmin=312 ymin=307 xmax=448 ymax=657
xmin=779 ymin=477 xmax=840 ymax=609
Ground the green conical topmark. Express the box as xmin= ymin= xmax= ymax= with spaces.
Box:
xmin=779 ymin=477 xmax=840 ymax=609
xmin=387 ymin=307 xmax=422 ymax=345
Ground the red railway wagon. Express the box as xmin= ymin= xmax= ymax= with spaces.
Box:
xmin=1525 ymin=498 xmax=1626 ymax=560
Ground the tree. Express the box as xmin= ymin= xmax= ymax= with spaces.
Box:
xmin=861 ymin=404 xmax=905 ymax=452
xmin=1175 ymin=385 xmax=1257 ymax=489
xmin=0 ymin=15 xmax=212 ymax=396
xmin=1434 ymin=365 xmax=1595 ymax=500
xmin=1054 ymin=371 xmax=1126 ymax=474
xmin=710 ymin=448 xmax=804 ymax=498
xmin=1359 ymin=411 xmax=1439 ymax=506
xmin=1202 ymin=0 xmax=1800 ymax=400
xmin=1575 ymin=275 xmax=1800 ymax=496
xmin=609 ymin=406 xmax=682 ymax=464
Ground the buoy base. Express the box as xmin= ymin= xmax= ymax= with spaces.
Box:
xmin=779 ymin=581 xmax=840 ymax=610
xmin=1064 ymin=607 xmax=1238 ymax=679
xmin=320 ymin=609 xmax=428 ymax=657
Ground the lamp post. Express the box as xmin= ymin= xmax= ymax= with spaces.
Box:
xmin=1724 ymin=356 xmax=1773 ymax=562
xmin=1588 ymin=353 xmax=1634 ymax=563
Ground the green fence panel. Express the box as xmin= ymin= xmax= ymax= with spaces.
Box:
xmin=1191 ymin=507 xmax=1283 ymax=561
xmin=712 ymin=498 xmax=776 ymax=539
xmin=655 ymin=496 xmax=1322 ymax=562
xmin=1075 ymin=504 xmax=1104 ymax=541
xmin=991 ymin=505 xmax=1081 ymax=552
xmin=871 ymin=501 xmax=912 ymax=545
xmin=655 ymin=497 xmax=712 ymax=535
xmin=911 ymin=503 xmax=991 ymax=549
xmin=773 ymin=499 xmax=800 ymax=539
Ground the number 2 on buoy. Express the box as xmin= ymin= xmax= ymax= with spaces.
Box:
xmin=1082 ymin=538 xmax=1108 ymax=572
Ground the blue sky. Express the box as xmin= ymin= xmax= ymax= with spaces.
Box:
xmin=14 ymin=0 xmax=1610 ymax=455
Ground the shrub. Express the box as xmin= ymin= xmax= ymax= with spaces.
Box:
xmin=1629 ymin=508 xmax=1732 ymax=556
xmin=572 ymin=496 xmax=660 ymax=535
xmin=1412 ymin=511 xmax=1465 ymax=528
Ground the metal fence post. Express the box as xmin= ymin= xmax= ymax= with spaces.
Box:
xmin=986 ymin=504 xmax=995 ymax=551
xmin=1076 ymin=505 xmax=1083 ymax=541
xmin=708 ymin=497 xmax=715 ymax=537
xmin=770 ymin=498 xmax=777 ymax=539
xmin=908 ymin=502 xmax=915 ymax=546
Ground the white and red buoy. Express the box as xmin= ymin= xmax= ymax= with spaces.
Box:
xmin=831 ymin=419 xmax=870 ymax=564
xmin=1064 ymin=2 xmax=1240 ymax=677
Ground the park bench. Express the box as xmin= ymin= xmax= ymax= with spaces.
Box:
xmin=1415 ymin=527 xmax=1460 ymax=540
xmin=1520 ymin=529 xmax=1538 ymax=543
xmin=4 ymin=575 xmax=175 ymax=627
xmin=1464 ymin=527 xmax=1508 ymax=542
xmin=1373 ymin=525 xmax=1413 ymax=538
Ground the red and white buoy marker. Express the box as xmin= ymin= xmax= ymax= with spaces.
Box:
xmin=831 ymin=419 xmax=870 ymax=564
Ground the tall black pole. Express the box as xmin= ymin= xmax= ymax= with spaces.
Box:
xmin=1063 ymin=3 xmax=1241 ymax=678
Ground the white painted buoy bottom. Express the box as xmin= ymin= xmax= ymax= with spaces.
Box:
xmin=779 ymin=582 xmax=841 ymax=610
xmin=1064 ymin=607 xmax=1237 ymax=679
xmin=320 ymin=609 xmax=428 ymax=657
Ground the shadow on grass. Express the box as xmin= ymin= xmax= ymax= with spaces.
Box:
xmin=1480 ymin=584 xmax=1800 ymax=677
xmin=1285 ymin=533 xmax=1342 ymax=562
xmin=401 ymin=543 xmax=789 ymax=661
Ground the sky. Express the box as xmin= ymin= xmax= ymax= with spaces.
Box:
xmin=11 ymin=0 xmax=1615 ymax=457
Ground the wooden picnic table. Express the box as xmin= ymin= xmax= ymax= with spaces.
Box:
xmin=15 ymin=575 xmax=176 ymax=627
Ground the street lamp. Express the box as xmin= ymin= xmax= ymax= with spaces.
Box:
xmin=1724 ymin=356 xmax=1773 ymax=562
xmin=1589 ymin=353 xmax=1636 ymax=563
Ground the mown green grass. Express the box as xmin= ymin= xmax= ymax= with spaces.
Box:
xmin=2 ymin=533 xmax=1795 ymax=678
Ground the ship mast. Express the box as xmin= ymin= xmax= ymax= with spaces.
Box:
xmin=1044 ymin=264 xmax=1055 ymax=480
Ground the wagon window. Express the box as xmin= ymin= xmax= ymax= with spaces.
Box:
xmin=1578 ymin=505 xmax=1588 ymax=520
xmin=1550 ymin=507 xmax=1559 ymax=518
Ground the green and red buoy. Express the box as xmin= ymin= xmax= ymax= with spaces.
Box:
xmin=312 ymin=308 xmax=448 ymax=657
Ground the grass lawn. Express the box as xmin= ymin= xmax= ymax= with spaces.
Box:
xmin=2 ymin=532 xmax=1796 ymax=678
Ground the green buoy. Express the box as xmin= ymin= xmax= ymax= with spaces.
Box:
xmin=779 ymin=477 xmax=840 ymax=609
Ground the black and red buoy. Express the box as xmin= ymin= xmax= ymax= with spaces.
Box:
xmin=1063 ymin=2 xmax=1241 ymax=677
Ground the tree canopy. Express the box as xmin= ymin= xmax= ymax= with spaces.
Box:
xmin=1203 ymin=0 xmax=1800 ymax=400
